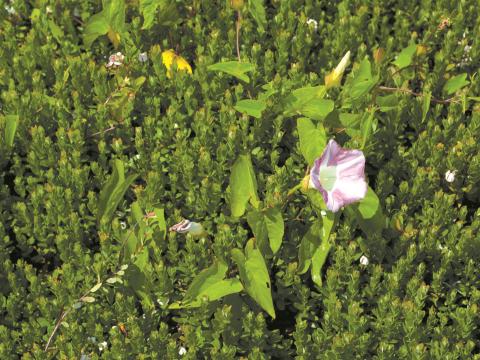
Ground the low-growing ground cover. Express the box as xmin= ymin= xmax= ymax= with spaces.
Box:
xmin=0 ymin=0 xmax=479 ymax=358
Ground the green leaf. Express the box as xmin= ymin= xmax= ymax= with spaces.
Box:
xmin=140 ymin=0 xmax=179 ymax=29
xmin=83 ymin=0 xmax=125 ymax=48
xmin=392 ymin=43 xmax=417 ymax=69
xmin=311 ymin=240 xmax=332 ymax=287
xmin=83 ymin=12 xmax=110 ymax=48
xmin=357 ymin=186 xmax=380 ymax=219
xmin=339 ymin=113 xmax=362 ymax=138
xmin=124 ymin=263 xmax=153 ymax=307
xmin=152 ymin=208 xmax=166 ymax=244
xmin=246 ymin=210 xmax=270 ymax=256
xmin=232 ymin=240 xmax=275 ymax=318
xmin=443 ymin=73 xmax=469 ymax=95
xmin=297 ymin=117 xmax=327 ymax=165
xmin=140 ymin=0 xmax=161 ymax=29
xmin=300 ymin=99 xmax=335 ymax=120
xmin=97 ymin=159 xmax=138 ymax=225
xmin=104 ymin=0 xmax=125 ymax=31
xmin=247 ymin=207 xmax=284 ymax=255
xmin=182 ymin=279 xmax=243 ymax=308
xmin=234 ymin=99 xmax=266 ymax=119
xmin=248 ymin=0 xmax=267 ymax=32
xmin=360 ymin=109 xmax=375 ymax=150
xmin=4 ymin=115 xmax=18 ymax=147
xmin=230 ymin=154 xmax=259 ymax=217
xmin=284 ymin=86 xmax=329 ymax=118
xmin=264 ymin=207 xmax=284 ymax=255
xmin=422 ymin=92 xmax=431 ymax=122
xmin=298 ymin=212 xmax=335 ymax=286
xmin=376 ymin=94 xmax=398 ymax=112
xmin=350 ymin=58 xmax=378 ymax=100
xmin=48 ymin=19 xmax=64 ymax=42
xmin=184 ymin=261 xmax=227 ymax=300
xmin=207 ymin=61 xmax=255 ymax=83
xmin=347 ymin=186 xmax=384 ymax=236
xmin=89 ymin=283 xmax=103 ymax=293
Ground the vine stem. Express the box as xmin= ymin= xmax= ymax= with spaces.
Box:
xmin=236 ymin=11 xmax=242 ymax=61
xmin=377 ymin=86 xmax=459 ymax=104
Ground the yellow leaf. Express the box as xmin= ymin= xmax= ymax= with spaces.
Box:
xmin=161 ymin=49 xmax=192 ymax=78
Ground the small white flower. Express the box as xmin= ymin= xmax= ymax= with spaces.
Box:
xmin=179 ymin=347 xmax=187 ymax=356
xmin=306 ymin=18 xmax=318 ymax=31
xmin=98 ymin=341 xmax=108 ymax=351
xmin=173 ymin=123 xmax=179 ymax=129
xmin=106 ymin=52 xmax=125 ymax=68
xmin=359 ymin=255 xmax=369 ymax=266
xmin=46 ymin=6 xmax=53 ymax=14
xmin=320 ymin=210 xmax=327 ymax=216
xmin=138 ymin=52 xmax=148 ymax=63
xmin=5 ymin=5 xmax=16 ymax=15
xmin=445 ymin=170 xmax=456 ymax=183
xmin=120 ymin=221 xmax=127 ymax=230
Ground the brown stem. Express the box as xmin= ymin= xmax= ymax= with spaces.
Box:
xmin=236 ymin=11 xmax=241 ymax=61
xmin=89 ymin=125 xmax=116 ymax=137
xmin=377 ymin=86 xmax=459 ymax=104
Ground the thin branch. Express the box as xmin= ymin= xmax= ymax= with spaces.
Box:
xmin=89 ymin=125 xmax=116 ymax=137
xmin=377 ymin=86 xmax=459 ymax=104
xmin=236 ymin=11 xmax=242 ymax=61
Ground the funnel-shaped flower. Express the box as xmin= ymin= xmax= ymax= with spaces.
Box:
xmin=324 ymin=51 xmax=350 ymax=89
xmin=161 ymin=50 xmax=193 ymax=78
xmin=169 ymin=219 xmax=205 ymax=237
xmin=309 ymin=139 xmax=367 ymax=212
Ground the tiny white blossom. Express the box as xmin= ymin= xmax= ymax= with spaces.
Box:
xmin=320 ymin=210 xmax=327 ymax=216
xmin=306 ymin=18 xmax=318 ymax=31
xmin=359 ymin=255 xmax=369 ymax=266
xmin=138 ymin=52 xmax=148 ymax=63
xmin=120 ymin=221 xmax=127 ymax=230
xmin=98 ymin=341 xmax=108 ymax=351
xmin=445 ymin=170 xmax=456 ymax=183
xmin=179 ymin=347 xmax=187 ymax=356
xmin=5 ymin=5 xmax=16 ymax=15
xmin=106 ymin=52 xmax=125 ymax=68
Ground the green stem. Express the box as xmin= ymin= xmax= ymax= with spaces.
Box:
xmin=286 ymin=183 xmax=302 ymax=198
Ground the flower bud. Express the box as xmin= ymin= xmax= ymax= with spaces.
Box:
xmin=230 ymin=0 xmax=244 ymax=11
xmin=325 ymin=51 xmax=350 ymax=89
xmin=169 ymin=219 xmax=206 ymax=237
xmin=373 ymin=47 xmax=385 ymax=64
xmin=301 ymin=174 xmax=310 ymax=192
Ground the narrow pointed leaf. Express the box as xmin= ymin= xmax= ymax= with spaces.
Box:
xmin=230 ymin=155 xmax=259 ymax=217
xmin=208 ymin=61 xmax=254 ymax=83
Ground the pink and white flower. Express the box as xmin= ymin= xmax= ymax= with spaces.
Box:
xmin=169 ymin=219 xmax=205 ymax=236
xmin=106 ymin=52 xmax=125 ymax=68
xmin=309 ymin=139 xmax=367 ymax=212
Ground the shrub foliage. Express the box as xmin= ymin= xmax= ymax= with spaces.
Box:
xmin=0 ymin=0 xmax=479 ymax=358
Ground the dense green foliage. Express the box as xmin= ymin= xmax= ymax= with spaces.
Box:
xmin=1 ymin=0 xmax=479 ymax=358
